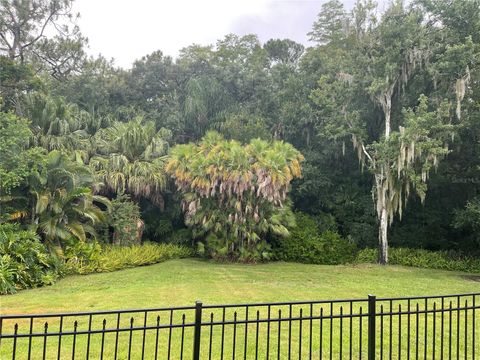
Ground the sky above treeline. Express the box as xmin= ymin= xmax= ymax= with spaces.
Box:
xmin=73 ymin=0 xmax=367 ymax=68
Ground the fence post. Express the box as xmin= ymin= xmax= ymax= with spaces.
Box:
xmin=193 ymin=300 xmax=203 ymax=360
xmin=367 ymin=295 xmax=376 ymax=360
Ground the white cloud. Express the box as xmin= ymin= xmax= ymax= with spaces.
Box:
xmin=74 ymin=0 xmax=371 ymax=68
xmin=74 ymin=0 xmax=273 ymax=68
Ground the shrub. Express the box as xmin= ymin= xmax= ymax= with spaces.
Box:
xmin=273 ymin=212 xmax=357 ymax=264
xmin=63 ymin=239 xmax=102 ymax=270
xmin=168 ymin=228 xmax=193 ymax=246
xmin=355 ymin=248 xmax=377 ymax=263
xmin=66 ymin=242 xmax=193 ymax=274
xmin=356 ymin=247 xmax=480 ymax=273
xmin=109 ymin=194 xmax=142 ymax=246
xmin=0 ymin=223 xmax=63 ymax=294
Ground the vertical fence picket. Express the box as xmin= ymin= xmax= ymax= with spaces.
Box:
xmin=167 ymin=310 xmax=173 ymax=360
xmin=416 ymin=303 xmax=419 ymax=360
xmin=128 ymin=317 xmax=134 ymax=360
xmin=86 ymin=314 xmax=92 ymax=360
xmin=380 ymin=305 xmax=384 ymax=360
xmin=243 ymin=306 xmax=248 ymax=360
xmin=278 ymin=309 xmax=282 ymax=360
xmin=299 ymin=308 xmax=303 ymax=360
xmin=72 ymin=320 xmax=78 ymax=360
xmin=319 ymin=307 xmax=323 ymax=360
xmin=441 ymin=298 xmax=445 ymax=360
xmin=209 ymin=313 xmax=214 ymax=360
xmin=389 ymin=299 xmax=393 ymax=360
xmin=339 ymin=307 xmax=343 ymax=360
xmin=57 ymin=316 xmax=63 ymax=360
xmin=255 ymin=310 xmax=259 ymax=360
xmin=309 ymin=303 xmax=313 ymax=360
xmin=473 ymin=295 xmax=476 ymax=360
xmin=180 ymin=314 xmax=186 ymax=360
xmin=232 ymin=312 xmax=238 ymax=360
xmin=100 ymin=319 xmax=106 ymax=360
xmin=407 ymin=299 xmax=411 ymax=360
xmin=457 ymin=296 xmax=460 ymax=360
xmin=221 ymin=307 xmax=226 ymax=360
xmin=329 ymin=302 xmax=333 ymax=360
xmin=11 ymin=323 xmax=18 ymax=360
xmin=141 ymin=311 xmax=147 ymax=360
xmin=349 ymin=302 xmax=353 ymax=360
xmin=433 ymin=302 xmax=437 ymax=360
xmin=368 ymin=295 xmax=376 ymax=360
xmin=266 ymin=305 xmax=271 ymax=359
xmin=193 ymin=301 xmax=202 ymax=360
xmin=449 ymin=301 xmax=453 ymax=360
xmin=398 ymin=305 xmax=402 ymax=360
xmin=154 ymin=315 xmax=160 ymax=360
xmin=42 ymin=322 xmax=48 ymax=360
xmin=27 ymin=317 xmax=33 ymax=360
xmin=464 ymin=300 xmax=468 ymax=360
xmin=425 ymin=298 xmax=429 ymax=360
xmin=359 ymin=307 xmax=363 ymax=360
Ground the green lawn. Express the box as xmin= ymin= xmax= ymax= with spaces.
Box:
xmin=2 ymin=258 xmax=479 ymax=313
xmin=1 ymin=259 xmax=479 ymax=359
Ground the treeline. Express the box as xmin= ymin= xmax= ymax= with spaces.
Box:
xmin=1 ymin=0 xmax=480 ymax=269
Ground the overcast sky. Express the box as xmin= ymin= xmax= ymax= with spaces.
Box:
xmin=73 ymin=0 xmax=359 ymax=69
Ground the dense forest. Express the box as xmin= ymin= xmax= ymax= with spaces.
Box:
xmin=1 ymin=0 xmax=480 ymax=289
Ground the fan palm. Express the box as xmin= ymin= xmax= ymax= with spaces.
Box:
xmin=166 ymin=131 xmax=303 ymax=260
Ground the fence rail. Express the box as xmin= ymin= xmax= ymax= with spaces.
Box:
xmin=1 ymin=292 xmax=478 ymax=359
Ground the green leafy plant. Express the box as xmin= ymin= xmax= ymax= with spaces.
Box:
xmin=27 ymin=150 xmax=110 ymax=247
xmin=0 ymin=223 xmax=63 ymax=294
xmin=273 ymin=212 xmax=357 ymax=264
xmin=167 ymin=228 xmax=193 ymax=246
xmin=65 ymin=242 xmax=192 ymax=274
xmin=90 ymin=119 xmax=171 ymax=207
xmin=356 ymin=248 xmax=480 ymax=273
xmin=108 ymin=194 xmax=142 ymax=246
xmin=63 ymin=239 xmax=102 ymax=270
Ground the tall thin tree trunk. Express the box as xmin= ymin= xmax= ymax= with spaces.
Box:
xmin=378 ymin=205 xmax=388 ymax=265
xmin=384 ymin=99 xmax=391 ymax=138
xmin=376 ymin=85 xmax=394 ymax=264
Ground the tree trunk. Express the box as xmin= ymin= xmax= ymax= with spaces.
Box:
xmin=378 ymin=201 xmax=389 ymax=265
xmin=377 ymin=87 xmax=393 ymax=264
xmin=384 ymin=100 xmax=391 ymax=138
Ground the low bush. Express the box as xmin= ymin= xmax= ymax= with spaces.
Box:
xmin=66 ymin=242 xmax=193 ymax=274
xmin=0 ymin=224 xmax=63 ymax=294
xmin=357 ymin=247 xmax=480 ymax=273
xmin=108 ymin=195 xmax=142 ymax=246
xmin=167 ymin=228 xmax=193 ymax=246
xmin=273 ymin=212 xmax=357 ymax=264
xmin=63 ymin=239 xmax=102 ymax=269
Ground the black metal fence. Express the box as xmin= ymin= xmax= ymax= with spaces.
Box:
xmin=1 ymin=293 xmax=478 ymax=359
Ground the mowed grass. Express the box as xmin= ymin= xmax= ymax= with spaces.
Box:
xmin=1 ymin=258 xmax=479 ymax=313
xmin=1 ymin=259 xmax=479 ymax=359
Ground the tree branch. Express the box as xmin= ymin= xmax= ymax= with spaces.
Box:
xmin=361 ymin=142 xmax=374 ymax=163
xmin=20 ymin=10 xmax=56 ymax=51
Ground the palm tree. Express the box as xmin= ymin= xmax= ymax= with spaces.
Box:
xmin=23 ymin=92 xmax=109 ymax=160
xmin=28 ymin=151 xmax=110 ymax=247
xmin=166 ymin=131 xmax=303 ymax=259
xmin=90 ymin=118 xmax=171 ymax=208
